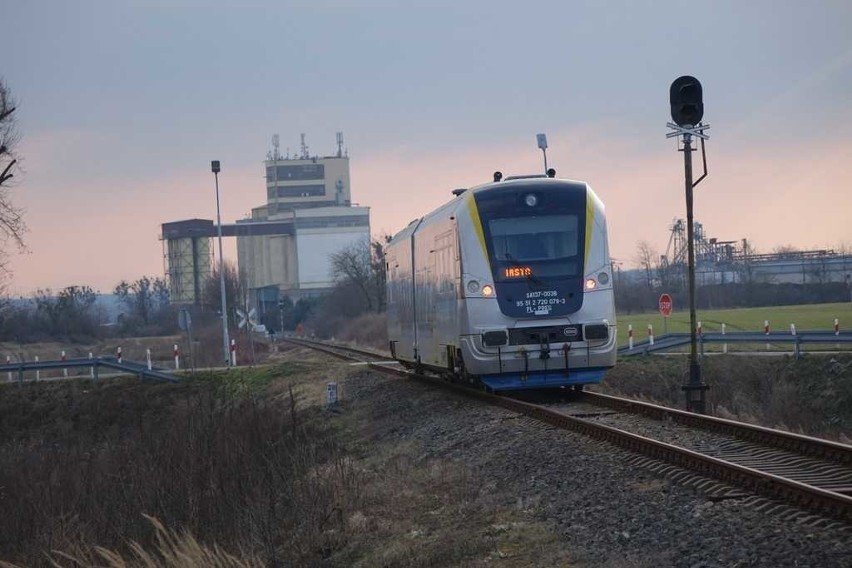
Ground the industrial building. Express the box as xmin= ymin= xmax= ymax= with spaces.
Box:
xmin=161 ymin=133 xmax=371 ymax=314
xmin=658 ymin=218 xmax=852 ymax=287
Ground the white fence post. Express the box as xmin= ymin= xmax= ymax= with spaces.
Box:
xmin=174 ymin=344 xmax=180 ymax=370
xmin=62 ymin=350 xmax=68 ymax=378
xmin=35 ymin=356 xmax=40 ymax=382
xmin=146 ymin=348 xmax=152 ymax=371
xmin=721 ymin=323 xmax=727 ymax=354
xmin=647 ymin=324 xmax=654 ymax=346
xmin=628 ymin=324 xmax=634 ymax=350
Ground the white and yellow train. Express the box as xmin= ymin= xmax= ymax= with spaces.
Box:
xmin=385 ymin=171 xmax=616 ymax=391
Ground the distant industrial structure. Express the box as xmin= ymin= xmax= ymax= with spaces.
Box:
xmin=161 ymin=133 xmax=371 ymax=313
xmin=658 ymin=218 xmax=852 ymax=287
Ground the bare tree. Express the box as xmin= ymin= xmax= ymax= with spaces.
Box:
xmin=0 ymin=78 xmax=26 ymax=275
xmin=33 ymin=286 xmax=100 ymax=339
xmin=330 ymin=238 xmax=377 ymax=313
xmin=835 ymin=242 xmax=852 ymax=256
xmin=772 ymin=244 xmax=799 ymax=259
xmin=202 ymin=260 xmax=244 ymax=328
xmin=114 ymin=276 xmax=173 ymax=332
xmin=370 ymin=234 xmax=391 ymax=312
xmin=635 ymin=240 xmax=658 ymax=289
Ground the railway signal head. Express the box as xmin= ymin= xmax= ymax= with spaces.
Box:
xmin=670 ymin=76 xmax=704 ymax=127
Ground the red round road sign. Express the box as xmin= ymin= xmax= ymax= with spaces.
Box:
xmin=659 ymin=293 xmax=673 ymax=317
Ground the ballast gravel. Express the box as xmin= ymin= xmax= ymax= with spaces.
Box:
xmin=343 ymin=369 xmax=852 ymax=567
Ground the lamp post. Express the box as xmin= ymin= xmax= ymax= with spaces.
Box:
xmin=211 ymin=160 xmax=230 ymax=366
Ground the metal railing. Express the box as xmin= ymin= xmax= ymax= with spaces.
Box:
xmin=0 ymin=356 xmax=179 ymax=384
xmin=618 ymin=330 xmax=852 ymax=358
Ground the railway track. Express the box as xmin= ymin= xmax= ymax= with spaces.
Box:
xmin=283 ymin=337 xmax=852 ymax=525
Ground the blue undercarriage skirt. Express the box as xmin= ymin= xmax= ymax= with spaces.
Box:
xmin=480 ymin=368 xmax=607 ymax=391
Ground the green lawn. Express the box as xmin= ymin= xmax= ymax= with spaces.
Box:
xmin=615 ymin=302 xmax=852 ymax=346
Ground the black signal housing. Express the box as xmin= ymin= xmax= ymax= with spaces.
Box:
xmin=670 ymin=76 xmax=704 ymax=127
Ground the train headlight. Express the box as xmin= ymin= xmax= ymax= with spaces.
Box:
xmin=467 ymin=280 xmax=480 ymax=294
xmin=524 ymin=193 xmax=538 ymax=207
xmin=597 ymin=272 xmax=609 ymax=285
xmin=481 ymin=284 xmax=494 ymax=297
xmin=584 ymin=278 xmax=597 ymax=291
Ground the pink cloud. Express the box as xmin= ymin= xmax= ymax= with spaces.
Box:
xmin=6 ymin=127 xmax=852 ymax=296
xmin=355 ymin=130 xmax=852 ymax=269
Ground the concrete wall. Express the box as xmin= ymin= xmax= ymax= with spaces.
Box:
xmin=296 ymin=228 xmax=370 ymax=289
xmin=237 ymin=233 xmax=298 ymax=291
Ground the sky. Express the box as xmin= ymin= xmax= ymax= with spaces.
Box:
xmin=2 ymin=0 xmax=852 ymax=294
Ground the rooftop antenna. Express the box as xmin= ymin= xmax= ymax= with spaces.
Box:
xmin=536 ymin=133 xmax=548 ymax=174
xmin=336 ymin=131 xmax=344 ymax=158
xmin=300 ymin=133 xmax=309 ymax=159
xmin=271 ymin=134 xmax=281 ymax=160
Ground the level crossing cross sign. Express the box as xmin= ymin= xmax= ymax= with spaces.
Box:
xmin=237 ymin=308 xmax=258 ymax=329
xmin=659 ymin=293 xmax=673 ymax=317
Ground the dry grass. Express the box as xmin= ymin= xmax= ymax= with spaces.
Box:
xmin=0 ymin=364 xmax=359 ymax=566
xmin=600 ymin=354 xmax=852 ymax=439
xmin=332 ymin=313 xmax=388 ymax=351
xmin=0 ymin=346 xmax=571 ymax=566
xmin=322 ymin=439 xmax=569 ymax=567
xmin=12 ymin=326 xmax=846 ymax=565
xmin=0 ymin=515 xmax=262 ymax=568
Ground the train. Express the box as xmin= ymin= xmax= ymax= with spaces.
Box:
xmin=384 ymin=169 xmax=617 ymax=391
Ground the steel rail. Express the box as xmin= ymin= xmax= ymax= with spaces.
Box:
xmin=286 ymin=337 xmax=852 ymax=523
xmin=481 ymin=393 xmax=852 ymax=523
xmin=283 ymin=337 xmax=387 ymax=362
xmin=581 ymin=391 xmax=852 ymax=466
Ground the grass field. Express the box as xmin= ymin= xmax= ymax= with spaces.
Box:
xmin=616 ymin=302 xmax=852 ymax=346
xmin=0 ymin=347 xmax=570 ymax=566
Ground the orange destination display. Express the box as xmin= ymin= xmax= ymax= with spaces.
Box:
xmin=504 ymin=266 xmax=533 ymax=278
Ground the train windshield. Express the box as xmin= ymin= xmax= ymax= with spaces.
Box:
xmin=474 ymin=183 xmax=587 ymax=283
xmin=488 ymin=215 xmax=580 ymax=278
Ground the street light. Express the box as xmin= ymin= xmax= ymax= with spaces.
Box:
xmin=211 ymin=160 xmax=231 ymax=366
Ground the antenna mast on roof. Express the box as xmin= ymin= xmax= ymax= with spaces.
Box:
xmin=270 ymin=134 xmax=281 ymax=161
xmin=336 ymin=132 xmax=344 ymax=158
xmin=300 ymin=133 xmax=310 ymax=159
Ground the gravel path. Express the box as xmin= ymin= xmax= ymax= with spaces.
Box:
xmin=344 ymin=369 xmax=852 ymax=567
